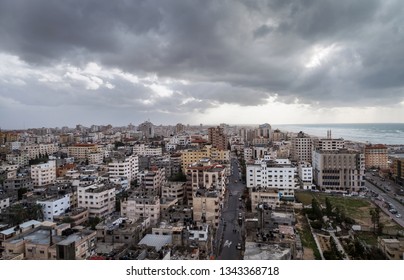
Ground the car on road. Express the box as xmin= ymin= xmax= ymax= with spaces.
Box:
xmin=236 ymin=243 xmax=242 ymax=250
xmin=389 ymin=208 xmax=398 ymax=214
xmin=396 ymin=213 xmax=402 ymax=218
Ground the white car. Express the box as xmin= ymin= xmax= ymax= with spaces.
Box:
xmin=396 ymin=213 xmax=402 ymax=218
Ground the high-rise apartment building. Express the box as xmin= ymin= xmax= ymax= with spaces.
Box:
xmin=208 ymin=126 xmax=227 ymax=150
xmin=291 ymin=131 xmax=313 ymax=162
xmin=392 ymin=157 xmax=404 ymax=186
xmin=364 ymin=144 xmax=388 ymax=170
xmin=138 ymin=121 xmax=155 ymax=139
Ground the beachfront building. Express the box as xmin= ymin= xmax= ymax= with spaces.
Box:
xmin=364 ymin=144 xmax=389 ymax=170
xmin=313 ymin=130 xmax=345 ymax=151
xmin=312 ymin=149 xmax=365 ymax=193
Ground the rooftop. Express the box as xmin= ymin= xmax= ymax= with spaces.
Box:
xmin=138 ymin=234 xmax=172 ymax=251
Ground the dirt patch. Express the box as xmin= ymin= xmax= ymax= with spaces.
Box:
xmin=302 ymin=248 xmax=314 ymax=260
xmin=317 ymin=234 xmax=330 ymax=252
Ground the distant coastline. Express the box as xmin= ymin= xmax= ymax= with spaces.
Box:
xmin=273 ymin=123 xmax=404 ymax=145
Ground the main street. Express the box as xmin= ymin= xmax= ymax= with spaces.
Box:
xmin=215 ymin=156 xmax=246 ymax=260
xmin=364 ymin=172 xmax=404 ymax=228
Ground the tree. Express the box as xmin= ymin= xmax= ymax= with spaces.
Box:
xmin=88 ymin=217 xmax=101 ymax=230
xmin=311 ymin=198 xmax=323 ymax=220
xmin=17 ymin=188 xmax=28 ymax=200
xmin=370 ymin=208 xmax=381 ymax=234
xmin=325 ymin=197 xmax=333 ymax=217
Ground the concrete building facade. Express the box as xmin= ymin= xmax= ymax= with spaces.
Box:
xmin=77 ymin=184 xmax=116 ymax=218
xmin=37 ymin=195 xmax=71 ymax=222
xmin=246 ymin=158 xmax=297 ymax=200
xmin=291 ymin=131 xmax=313 ymax=162
xmin=31 ymin=161 xmax=56 ymax=187
xmin=364 ymin=144 xmax=388 ymax=170
xmin=312 ymin=149 xmax=365 ymax=193
xmin=108 ymin=155 xmax=139 ymax=182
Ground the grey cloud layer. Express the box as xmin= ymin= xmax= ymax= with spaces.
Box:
xmin=1 ymin=0 xmax=404 ymax=115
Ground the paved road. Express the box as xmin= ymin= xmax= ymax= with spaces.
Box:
xmin=364 ymin=176 xmax=404 ymax=228
xmin=216 ymin=157 xmax=245 ymax=260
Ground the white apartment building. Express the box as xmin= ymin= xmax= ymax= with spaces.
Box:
xmin=167 ymin=135 xmax=190 ymax=146
xmin=312 ymin=149 xmax=365 ymax=193
xmin=6 ymin=153 xmax=29 ymax=167
xmin=23 ymin=143 xmax=59 ymax=159
xmin=314 ymin=134 xmax=345 ymax=151
xmin=252 ymin=146 xmax=272 ymax=160
xmin=10 ymin=141 xmax=22 ymax=150
xmin=31 ymin=161 xmax=56 ymax=187
xmin=291 ymin=132 xmax=313 ymax=162
xmin=121 ymin=195 xmax=160 ymax=226
xmin=37 ymin=194 xmax=71 ymax=221
xmin=88 ymin=152 xmax=103 ymax=164
xmin=77 ymin=184 xmax=116 ymax=218
xmin=108 ymin=155 xmax=139 ymax=182
xmin=246 ymin=158 xmax=297 ymax=200
xmin=133 ymin=144 xmax=163 ymax=157
xmin=244 ymin=147 xmax=253 ymax=161
xmin=297 ymin=161 xmax=314 ymax=190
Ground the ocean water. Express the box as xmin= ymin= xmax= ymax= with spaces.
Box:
xmin=274 ymin=123 xmax=404 ymax=145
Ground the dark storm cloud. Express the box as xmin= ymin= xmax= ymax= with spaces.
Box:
xmin=1 ymin=0 xmax=404 ymax=119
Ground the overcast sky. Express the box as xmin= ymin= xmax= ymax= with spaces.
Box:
xmin=1 ymin=0 xmax=404 ymax=129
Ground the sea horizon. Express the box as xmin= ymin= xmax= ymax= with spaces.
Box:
xmin=273 ymin=123 xmax=404 ymax=146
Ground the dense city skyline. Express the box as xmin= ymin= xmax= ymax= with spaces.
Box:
xmin=1 ymin=1 xmax=404 ymax=129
